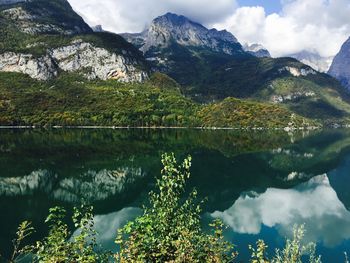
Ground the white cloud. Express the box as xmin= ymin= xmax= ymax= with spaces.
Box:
xmin=68 ymin=0 xmax=238 ymax=33
xmin=212 ymin=0 xmax=350 ymax=58
xmin=68 ymin=0 xmax=350 ymax=61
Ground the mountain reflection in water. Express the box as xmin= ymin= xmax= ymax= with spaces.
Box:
xmin=0 ymin=128 xmax=350 ymax=262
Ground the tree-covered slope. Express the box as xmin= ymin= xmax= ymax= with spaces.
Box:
xmin=0 ymin=72 xmax=313 ymax=128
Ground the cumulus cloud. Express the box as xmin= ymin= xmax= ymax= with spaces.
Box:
xmin=68 ymin=0 xmax=238 ymax=33
xmin=68 ymin=0 xmax=350 ymax=60
xmin=212 ymin=0 xmax=350 ymax=57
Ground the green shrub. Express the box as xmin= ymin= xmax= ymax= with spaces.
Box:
xmin=115 ymin=153 xmax=236 ymax=262
xmin=6 ymin=205 xmax=110 ymax=263
xmin=249 ymin=225 xmax=321 ymax=263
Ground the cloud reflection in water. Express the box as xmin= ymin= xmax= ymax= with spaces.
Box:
xmin=72 ymin=207 xmax=142 ymax=251
xmin=211 ymin=174 xmax=350 ymax=247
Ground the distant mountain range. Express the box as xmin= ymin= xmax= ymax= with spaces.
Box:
xmin=122 ymin=13 xmax=350 ymax=120
xmin=0 ymin=0 xmax=350 ymax=127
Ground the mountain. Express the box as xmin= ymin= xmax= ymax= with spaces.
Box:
xmin=122 ymin=12 xmax=243 ymax=56
xmin=123 ymin=13 xmax=350 ymax=121
xmin=92 ymin=24 xmax=104 ymax=32
xmin=0 ymin=2 xmax=316 ymax=129
xmin=329 ymin=37 xmax=350 ymax=90
xmin=243 ymin=43 xmax=271 ymax=58
xmin=0 ymin=0 xmax=148 ymax=81
xmin=289 ymin=51 xmax=333 ymax=72
xmin=0 ymin=4 xmax=349 ymax=127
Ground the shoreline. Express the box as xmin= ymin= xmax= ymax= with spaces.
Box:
xmin=0 ymin=125 xmax=323 ymax=131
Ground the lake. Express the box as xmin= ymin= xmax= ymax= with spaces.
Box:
xmin=0 ymin=128 xmax=350 ymax=262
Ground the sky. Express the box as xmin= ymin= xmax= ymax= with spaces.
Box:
xmin=68 ymin=0 xmax=350 ymax=58
xmin=236 ymin=0 xmax=282 ymax=14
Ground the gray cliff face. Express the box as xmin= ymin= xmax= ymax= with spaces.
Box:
xmin=50 ymin=40 xmax=148 ymax=82
xmin=0 ymin=40 xmax=148 ymax=82
xmin=243 ymin=44 xmax=271 ymax=58
xmin=0 ymin=52 xmax=58 ymax=80
xmin=122 ymin=13 xmax=242 ymax=56
xmin=329 ymin=37 xmax=350 ymax=90
xmin=290 ymin=51 xmax=333 ymax=73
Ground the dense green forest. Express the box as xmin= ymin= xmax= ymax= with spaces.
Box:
xmin=0 ymin=72 xmax=314 ymax=128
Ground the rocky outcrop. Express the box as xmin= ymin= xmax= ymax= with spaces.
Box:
xmin=329 ymin=37 xmax=350 ymax=90
xmin=0 ymin=52 xmax=58 ymax=80
xmin=279 ymin=66 xmax=316 ymax=77
xmin=271 ymin=91 xmax=316 ymax=103
xmin=91 ymin=25 xmax=104 ymax=32
xmin=0 ymin=40 xmax=148 ymax=82
xmin=122 ymin=12 xmax=243 ymax=56
xmin=50 ymin=40 xmax=147 ymax=82
xmin=244 ymin=44 xmax=271 ymax=58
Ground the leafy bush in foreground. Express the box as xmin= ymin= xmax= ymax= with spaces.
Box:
xmin=115 ymin=153 xmax=236 ymax=262
xmin=6 ymin=206 xmax=110 ymax=263
xmin=249 ymin=225 xmax=321 ymax=263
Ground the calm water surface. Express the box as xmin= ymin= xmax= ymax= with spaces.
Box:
xmin=0 ymin=128 xmax=350 ymax=262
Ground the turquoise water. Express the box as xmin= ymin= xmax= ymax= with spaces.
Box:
xmin=0 ymin=128 xmax=349 ymax=262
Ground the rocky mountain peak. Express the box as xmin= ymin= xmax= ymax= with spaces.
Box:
xmin=243 ymin=43 xmax=271 ymax=58
xmin=152 ymin=12 xmax=197 ymax=27
xmin=328 ymin=37 xmax=350 ymax=90
xmin=122 ymin=13 xmax=242 ymax=55
xmin=91 ymin=24 xmax=104 ymax=32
